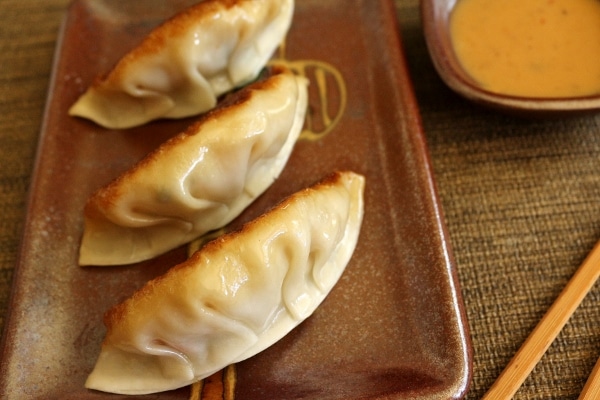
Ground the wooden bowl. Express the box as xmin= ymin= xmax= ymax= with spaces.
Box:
xmin=421 ymin=0 xmax=600 ymax=116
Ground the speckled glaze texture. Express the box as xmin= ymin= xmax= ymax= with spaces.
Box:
xmin=0 ymin=0 xmax=471 ymax=399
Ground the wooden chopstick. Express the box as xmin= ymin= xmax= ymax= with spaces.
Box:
xmin=482 ymin=239 xmax=600 ymax=400
xmin=579 ymin=355 xmax=600 ymax=400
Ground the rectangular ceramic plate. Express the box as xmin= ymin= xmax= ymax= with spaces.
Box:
xmin=0 ymin=0 xmax=471 ymax=399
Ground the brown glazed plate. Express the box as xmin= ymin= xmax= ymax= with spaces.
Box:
xmin=0 ymin=0 xmax=472 ymax=399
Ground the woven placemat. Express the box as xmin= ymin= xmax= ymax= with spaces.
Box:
xmin=396 ymin=2 xmax=600 ymax=399
xmin=1 ymin=1 xmax=599 ymax=399
xmin=0 ymin=0 xmax=72 ymax=324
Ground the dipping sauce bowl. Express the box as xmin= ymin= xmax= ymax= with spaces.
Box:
xmin=421 ymin=0 xmax=600 ymax=116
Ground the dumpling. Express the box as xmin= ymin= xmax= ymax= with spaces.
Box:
xmin=79 ymin=66 xmax=308 ymax=266
xmin=85 ymin=171 xmax=365 ymax=395
xmin=69 ymin=0 xmax=294 ymax=129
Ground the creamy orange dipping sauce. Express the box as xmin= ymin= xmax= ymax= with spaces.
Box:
xmin=450 ymin=0 xmax=600 ymax=98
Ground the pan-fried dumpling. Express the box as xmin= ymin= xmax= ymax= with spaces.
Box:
xmin=79 ymin=66 xmax=308 ymax=266
xmin=85 ymin=171 xmax=365 ymax=395
xmin=69 ymin=0 xmax=294 ymax=129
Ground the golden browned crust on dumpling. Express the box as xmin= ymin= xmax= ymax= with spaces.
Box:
xmin=84 ymin=65 xmax=293 ymax=217
xmin=203 ymin=170 xmax=355 ymax=244
xmin=96 ymin=0 xmax=253 ymax=85
xmin=102 ymin=170 xmax=358 ymax=332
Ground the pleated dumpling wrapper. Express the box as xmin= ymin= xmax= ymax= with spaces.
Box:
xmin=79 ymin=66 xmax=308 ymax=266
xmin=85 ymin=171 xmax=365 ymax=395
xmin=69 ymin=0 xmax=294 ymax=129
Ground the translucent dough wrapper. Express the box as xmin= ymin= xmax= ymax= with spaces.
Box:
xmin=79 ymin=66 xmax=308 ymax=266
xmin=85 ymin=171 xmax=365 ymax=395
xmin=69 ymin=0 xmax=294 ymax=129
